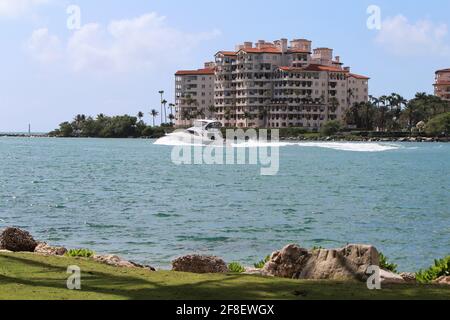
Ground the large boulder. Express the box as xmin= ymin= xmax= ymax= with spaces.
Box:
xmin=34 ymin=242 xmax=67 ymax=256
xmin=172 ymin=255 xmax=228 ymax=274
xmin=263 ymin=244 xmax=380 ymax=281
xmin=0 ymin=227 xmax=38 ymax=252
xmin=93 ymin=255 xmax=155 ymax=271
xmin=263 ymin=244 xmax=309 ymax=278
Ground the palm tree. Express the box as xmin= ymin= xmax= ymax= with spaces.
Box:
xmin=181 ymin=109 xmax=192 ymax=126
xmin=196 ymin=108 xmax=206 ymax=119
xmin=169 ymin=103 xmax=175 ymax=120
xmin=168 ymin=113 xmax=175 ymax=126
xmin=158 ymin=90 xmax=164 ymax=125
xmin=137 ymin=111 xmax=144 ymax=121
xmin=162 ymin=99 xmax=168 ymax=124
xmin=150 ymin=109 xmax=159 ymax=127
xmin=243 ymin=110 xmax=252 ymax=128
xmin=224 ymin=107 xmax=232 ymax=127
xmin=258 ymin=107 xmax=269 ymax=128
xmin=208 ymin=105 xmax=216 ymax=119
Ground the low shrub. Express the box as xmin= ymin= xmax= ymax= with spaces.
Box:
xmin=379 ymin=253 xmax=398 ymax=273
xmin=254 ymin=255 xmax=271 ymax=269
xmin=228 ymin=262 xmax=246 ymax=273
xmin=416 ymin=256 xmax=450 ymax=283
xmin=65 ymin=248 xmax=95 ymax=258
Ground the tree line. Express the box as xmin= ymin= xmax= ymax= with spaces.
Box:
xmin=343 ymin=93 xmax=450 ymax=136
xmin=49 ymin=113 xmax=172 ymax=138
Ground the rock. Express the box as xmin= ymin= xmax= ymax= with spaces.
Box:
xmin=433 ymin=276 xmax=450 ymax=285
xmin=380 ymin=269 xmax=406 ymax=284
xmin=243 ymin=267 xmax=271 ymax=276
xmin=34 ymin=242 xmax=67 ymax=256
xmin=400 ymin=272 xmax=417 ymax=283
xmin=93 ymin=255 xmax=155 ymax=271
xmin=263 ymin=244 xmax=309 ymax=278
xmin=0 ymin=227 xmax=38 ymax=252
xmin=172 ymin=255 xmax=228 ymax=274
xmin=263 ymin=244 xmax=379 ymax=281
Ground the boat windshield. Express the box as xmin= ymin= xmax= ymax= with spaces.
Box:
xmin=194 ymin=121 xmax=209 ymax=128
xmin=205 ymin=122 xmax=222 ymax=130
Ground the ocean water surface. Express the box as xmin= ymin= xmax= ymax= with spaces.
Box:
xmin=0 ymin=137 xmax=449 ymax=271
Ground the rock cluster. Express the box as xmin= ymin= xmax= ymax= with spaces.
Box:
xmin=0 ymin=227 xmax=38 ymax=252
xmin=34 ymin=242 xmax=67 ymax=256
xmin=262 ymin=244 xmax=380 ymax=281
xmin=172 ymin=255 xmax=228 ymax=274
xmin=400 ymin=272 xmax=417 ymax=283
xmin=433 ymin=276 xmax=450 ymax=285
xmin=93 ymin=254 xmax=155 ymax=271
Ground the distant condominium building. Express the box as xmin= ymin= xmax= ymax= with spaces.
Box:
xmin=175 ymin=38 xmax=370 ymax=129
xmin=175 ymin=62 xmax=215 ymax=126
xmin=434 ymin=68 xmax=450 ymax=101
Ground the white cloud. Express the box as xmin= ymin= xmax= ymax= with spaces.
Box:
xmin=27 ymin=12 xmax=221 ymax=72
xmin=0 ymin=0 xmax=49 ymax=18
xmin=375 ymin=15 xmax=450 ymax=57
xmin=26 ymin=28 xmax=62 ymax=63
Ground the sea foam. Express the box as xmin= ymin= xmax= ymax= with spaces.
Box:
xmin=155 ymin=133 xmax=400 ymax=153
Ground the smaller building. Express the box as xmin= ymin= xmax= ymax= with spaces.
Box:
xmin=434 ymin=68 xmax=450 ymax=101
xmin=175 ymin=63 xmax=215 ymax=126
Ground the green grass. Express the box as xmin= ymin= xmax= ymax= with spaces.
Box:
xmin=1 ymin=253 xmax=450 ymax=300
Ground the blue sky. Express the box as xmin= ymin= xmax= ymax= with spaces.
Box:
xmin=1 ymin=0 xmax=449 ymax=132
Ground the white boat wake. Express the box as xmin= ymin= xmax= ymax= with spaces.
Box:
xmin=155 ymin=133 xmax=401 ymax=153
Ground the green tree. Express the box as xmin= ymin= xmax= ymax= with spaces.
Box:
xmin=321 ymin=120 xmax=341 ymax=136
xmin=58 ymin=122 xmax=73 ymax=137
xmin=425 ymin=112 xmax=450 ymax=136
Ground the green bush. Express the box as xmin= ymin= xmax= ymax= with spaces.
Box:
xmin=416 ymin=256 xmax=450 ymax=283
xmin=253 ymin=255 xmax=271 ymax=269
xmin=425 ymin=112 xmax=450 ymax=136
xmin=379 ymin=253 xmax=398 ymax=273
xmin=320 ymin=120 xmax=341 ymax=136
xmin=65 ymin=248 xmax=95 ymax=258
xmin=228 ymin=262 xmax=246 ymax=273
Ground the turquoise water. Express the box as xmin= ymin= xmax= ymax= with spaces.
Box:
xmin=0 ymin=137 xmax=449 ymax=271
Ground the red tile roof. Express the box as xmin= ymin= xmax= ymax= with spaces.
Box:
xmin=216 ymin=51 xmax=237 ymax=57
xmin=436 ymin=68 xmax=450 ymax=74
xmin=239 ymin=47 xmax=282 ymax=54
xmin=302 ymin=64 xmax=347 ymax=72
xmin=278 ymin=65 xmax=370 ymax=79
xmin=279 ymin=65 xmax=345 ymax=73
xmin=175 ymin=68 xmax=215 ymax=76
xmin=348 ymin=73 xmax=370 ymax=80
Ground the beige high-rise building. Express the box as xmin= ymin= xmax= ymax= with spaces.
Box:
xmin=175 ymin=63 xmax=215 ymax=126
xmin=434 ymin=68 xmax=450 ymax=101
xmin=175 ymin=38 xmax=369 ymax=129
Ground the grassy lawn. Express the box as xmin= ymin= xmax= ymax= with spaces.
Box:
xmin=1 ymin=253 xmax=449 ymax=300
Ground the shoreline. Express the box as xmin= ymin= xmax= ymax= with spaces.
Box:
xmin=1 ymin=133 xmax=449 ymax=143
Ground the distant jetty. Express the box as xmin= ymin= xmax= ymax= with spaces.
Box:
xmin=0 ymin=133 xmax=49 ymax=138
